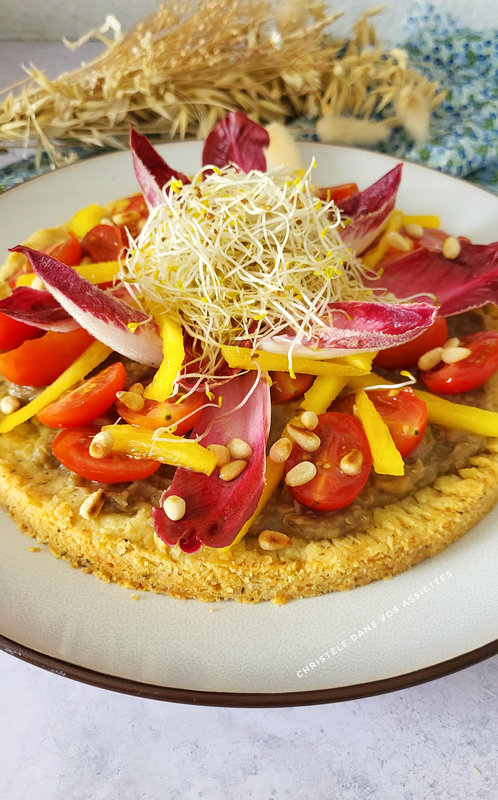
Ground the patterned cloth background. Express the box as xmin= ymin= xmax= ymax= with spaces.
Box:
xmin=0 ymin=3 xmax=497 ymax=195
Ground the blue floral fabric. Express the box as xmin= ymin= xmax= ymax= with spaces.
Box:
xmin=0 ymin=2 xmax=497 ymax=196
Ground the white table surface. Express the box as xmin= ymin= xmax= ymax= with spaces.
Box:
xmin=0 ymin=40 xmax=497 ymax=800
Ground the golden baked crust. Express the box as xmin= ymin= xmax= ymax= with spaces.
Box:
xmin=2 ymin=222 xmax=498 ymax=603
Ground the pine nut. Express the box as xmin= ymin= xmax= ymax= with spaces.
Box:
xmin=339 ymin=448 xmax=364 ymax=476
xmin=404 ymin=222 xmax=423 ymax=239
xmin=111 ymin=210 xmax=141 ymax=226
xmin=116 ymin=390 xmax=145 ymax=411
xmin=79 ymin=489 xmax=105 ymax=520
xmin=300 ymin=410 xmax=319 ymax=430
xmin=443 ymin=337 xmax=460 ymax=349
xmin=89 ymin=430 xmax=114 ymax=459
xmin=285 ymin=461 xmax=317 ymax=487
xmin=286 ymin=424 xmax=321 ymax=453
xmin=227 ymin=437 xmax=253 ymax=459
xmin=207 ymin=443 xmax=231 ymax=466
xmin=441 ymin=346 xmax=471 ymax=365
xmin=442 ymin=236 xmax=461 ymax=260
xmin=0 ymin=395 xmax=20 ymax=415
xmin=258 ymin=530 xmax=291 ymax=551
xmin=269 ymin=437 xmax=293 ymax=463
xmin=417 ymin=346 xmax=443 ymax=371
xmin=219 ymin=459 xmax=247 ymax=481
xmin=163 ymin=494 xmax=186 ymax=521
xmin=386 ymin=231 xmax=412 ymax=251
xmin=128 ymin=382 xmax=145 ymax=396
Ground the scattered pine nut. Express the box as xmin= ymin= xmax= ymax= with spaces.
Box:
xmin=286 ymin=424 xmax=321 ymax=453
xmin=0 ymin=395 xmax=21 ymax=415
xmin=404 ymin=222 xmax=423 ymax=239
xmin=227 ymin=437 xmax=253 ymax=459
xmin=89 ymin=430 xmax=114 ymax=458
xmin=441 ymin=346 xmax=472 ymax=365
xmin=443 ymin=337 xmax=460 ymax=349
xmin=417 ymin=346 xmax=443 ymax=371
xmin=207 ymin=443 xmax=231 ymax=466
xmin=128 ymin=382 xmax=145 ymax=396
xmin=116 ymin=390 xmax=145 ymax=412
xmin=386 ymin=230 xmax=412 ymax=251
xmin=112 ymin=210 xmax=141 ymax=226
xmin=219 ymin=459 xmax=247 ymax=481
xmin=269 ymin=437 xmax=293 ymax=463
xmin=258 ymin=530 xmax=291 ymax=551
xmin=79 ymin=488 xmax=106 ymax=520
xmin=339 ymin=448 xmax=364 ymax=476
xmin=285 ymin=461 xmax=317 ymax=487
xmin=300 ymin=410 xmax=319 ymax=430
xmin=442 ymin=236 xmax=461 ymax=260
xmin=163 ymin=494 xmax=186 ymax=521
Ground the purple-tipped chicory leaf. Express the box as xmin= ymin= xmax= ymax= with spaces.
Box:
xmin=365 ymin=240 xmax=498 ymax=317
xmin=153 ymin=371 xmax=271 ymax=552
xmin=129 ymin=127 xmax=190 ymax=209
xmin=10 ymin=246 xmax=163 ymax=366
xmin=202 ymin=111 xmax=269 ymax=173
xmin=0 ymin=286 xmax=79 ymax=332
xmin=258 ymin=300 xmax=437 ymax=358
xmin=340 ymin=164 xmax=402 ymax=255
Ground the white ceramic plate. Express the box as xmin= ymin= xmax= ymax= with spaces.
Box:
xmin=0 ymin=142 xmax=497 ymax=706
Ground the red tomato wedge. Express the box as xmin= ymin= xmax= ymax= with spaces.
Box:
xmin=116 ymin=391 xmax=206 ymax=435
xmin=45 ymin=232 xmax=82 ymax=266
xmin=52 ymin=427 xmax=161 ymax=484
xmin=81 ymin=225 xmax=126 ymax=262
xmin=374 ymin=316 xmax=448 ymax=369
xmin=0 ymin=312 xmax=43 ymax=351
xmin=285 ymin=412 xmax=372 ymax=511
xmin=420 ymin=331 xmax=498 ymax=394
xmin=270 ymin=371 xmax=313 ymax=403
xmin=315 ymin=183 xmax=359 ymax=206
xmin=0 ymin=328 xmax=94 ymax=386
xmin=333 ymin=388 xmax=427 ymax=458
xmin=37 ymin=362 xmax=126 ymax=428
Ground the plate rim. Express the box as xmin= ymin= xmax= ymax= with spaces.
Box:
xmin=1 ymin=141 xmax=498 ymax=705
xmin=1 ymin=633 xmax=496 ymax=707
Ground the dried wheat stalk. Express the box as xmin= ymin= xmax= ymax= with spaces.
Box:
xmin=0 ymin=0 xmax=444 ymax=166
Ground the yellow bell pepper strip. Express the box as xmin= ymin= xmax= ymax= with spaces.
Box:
xmin=226 ymin=457 xmax=286 ymax=548
xmin=75 ymin=261 xmax=120 ymax=284
xmin=301 ymin=375 xmax=349 ymax=414
xmin=349 ymin=373 xmax=498 ymax=438
xmin=144 ymin=317 xmax=185 ymax=402
xmin=221 ymin=345 xmax=371 ymax=378
xmin=101 ymin=424 xmax=216 ymax=475
xmin=354 ymin=389 xmax=405 ymax=476
xmin=401 ymin=214 xmax=440 ymax=229
xmin=0 ymin=341 xmax=112 ymax=434
xmin=70 ymin=204 xmax=106 ymax=239
xmin=362 ymin=210 xmax=405 ymax=269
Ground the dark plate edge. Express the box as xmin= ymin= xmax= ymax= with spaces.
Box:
xmin=1 ymin=634 xmax=496 ymax=708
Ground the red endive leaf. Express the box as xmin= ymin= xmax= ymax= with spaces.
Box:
xmin=365 ymin=240 xmax=498 ymax=316
xmin=130 ymin=127 xmax=190 ymax=209
xmin=153 ymin=371 xmax=270 ymax=551
xmin=0 ymin=286 xmax=78 ymax=331
xmin=202 ymin=111 xmax=269 ymax=173
xmin=10 ymin=246 xmax=163 ymax=366
xmin=258 ymin=300 xmax=437 ymax=357
xmin=340 ymin=164 xmax=402 ymax=254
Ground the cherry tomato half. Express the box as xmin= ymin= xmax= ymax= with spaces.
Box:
xmin=374 ymin=317 xmax=449 ymax=369
xmin=37 ymin=362 xmax=126 ymax=428
xmin=81 ymin=225 xmax=127 ymax=262
xmin=45 ymin=232 xmax=82 ymax=266
xmin=315 ymin=183 xmax=359 ymax=206
xmin=420 ymin=331 xmax=498 ymax=394
xmin=333 ymin=388 xmax=427 ymax=458
xmin=285 ymin=412 xmax=372 ymax=511
xmin=0 ymin=328 xmax=94 ymax=386
xmin=270 ymin=371 xmax=313 ymax=403
xmin=116 ymin=391 xmax=205 ymax=435
xmin=0 ymin=313 xmax=43 ymax=351
xmin=52 ymin=427 xmax=161 ymax=484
